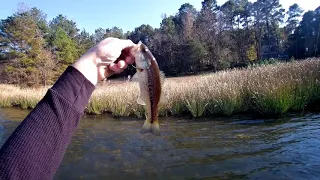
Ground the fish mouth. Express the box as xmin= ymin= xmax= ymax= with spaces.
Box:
xmin=129 ymin=41 xmax=153 ymax=70
xmin=131 ymin=64 xmax=147 ymax=72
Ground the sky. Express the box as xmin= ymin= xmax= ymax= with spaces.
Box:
xmin=0 ymin=0 xmax=319 ymax=34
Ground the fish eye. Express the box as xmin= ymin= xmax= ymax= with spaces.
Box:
xmin=143 ymin=61 xmax=150 ymax=68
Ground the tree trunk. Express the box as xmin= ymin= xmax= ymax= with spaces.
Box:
xmin=266 ymin=18 xmax=271 ymax=59
xmin=315 ymin=23 xmax=320 ymax=57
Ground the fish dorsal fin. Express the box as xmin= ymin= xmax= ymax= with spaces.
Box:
xmin=137 ymin=96 xmax=146 ymax=105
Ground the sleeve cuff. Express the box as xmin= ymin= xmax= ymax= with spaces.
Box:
xmin=51 ymin=66 xmax=96 ymax=112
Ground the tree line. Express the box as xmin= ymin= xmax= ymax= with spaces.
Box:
xmin=0 ymin=0 xmax=319 ymax=86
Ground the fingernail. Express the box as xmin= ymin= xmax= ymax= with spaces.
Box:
xmin=118 ymin=60 xmax=127 ymax=69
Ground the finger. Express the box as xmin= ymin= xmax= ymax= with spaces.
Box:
xmin=118 ymin=39 xmax=135 ymax=50
xmin=98 ymin=66 xmax=109 ymax=81
xmin=97 ymin=62 xmax=111 ymax=66
xmin=109 ymin=63 xmax=124 ymax=74
xmin=103 ymin=67 xmax=114 ymax=79
xmin=117 ymin=47 xmax=131 ymax=61
xmin=118 ymin=60 xmax=128 ymax=69
xmin=125 ymin=56 xmax=135 ymax=65
xmin=116 ymin=46 xmax=135 ymax=66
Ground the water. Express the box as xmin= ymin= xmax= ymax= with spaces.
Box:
xmin=1 ymin=108 xmax=320 ymax=180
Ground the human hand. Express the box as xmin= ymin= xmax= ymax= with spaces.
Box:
xmin=72 ymin=37 xmax=135 ymax=85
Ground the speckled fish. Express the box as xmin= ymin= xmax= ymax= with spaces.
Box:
xmin=130 ymin=41 xmax=166 ymax=136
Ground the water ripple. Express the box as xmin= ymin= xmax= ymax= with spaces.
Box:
xmin=1 ymin=108 xmax=320 ymax=179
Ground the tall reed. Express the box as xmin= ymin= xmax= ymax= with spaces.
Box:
xmin=0 ymin=58 xmax=319 ymax=118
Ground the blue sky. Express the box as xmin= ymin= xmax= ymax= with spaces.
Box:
xmin=0 ymin=0 xmax=319 ymax=34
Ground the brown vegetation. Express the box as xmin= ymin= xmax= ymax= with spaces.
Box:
xmin=1 ymin=58 xmax=319 ymax=118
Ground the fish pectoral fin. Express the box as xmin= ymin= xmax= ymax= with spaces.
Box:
xmin=137 ymin=96 xmax=146 ymax=105
xmin=159 ymin=71 xmax=165 ymax=85
xmin=158 ymin=70 xmax=166 ymax=105
xmin=141 ymin=120 xmax=160 ymax=136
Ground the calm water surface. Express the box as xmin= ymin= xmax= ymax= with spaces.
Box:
xmin=0 ymin=108 xmax=320 ymax=180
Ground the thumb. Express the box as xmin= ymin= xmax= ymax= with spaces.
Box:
xmin=98 ymin=65 xmax=113 ymax=81
xmin=118 ymin=39 xmax=135 ymax=50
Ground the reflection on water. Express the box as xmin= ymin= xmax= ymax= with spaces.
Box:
xmin=1 ymin=108 xmax=320 ymax=180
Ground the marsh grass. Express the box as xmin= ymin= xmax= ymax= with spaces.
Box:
xmin=184 ymin=89 xmax=208 ymax=118
xmin=0 ymin=84 xmax=47 ymax=109
xmin=1 ymin=58 xmax=320 ymax=118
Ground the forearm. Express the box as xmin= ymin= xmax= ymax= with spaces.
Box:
xmin=0 ymin=66 xmax=95 ymax=180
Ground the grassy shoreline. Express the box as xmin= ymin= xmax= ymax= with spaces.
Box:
xmin=1 ymin=58 xmax=320 ymax=118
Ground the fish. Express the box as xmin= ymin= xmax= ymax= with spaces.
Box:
xmin=130 ymin=41 xmax=166 ymax=136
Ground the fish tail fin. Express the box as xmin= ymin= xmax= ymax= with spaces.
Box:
xmin=141 ymin=119 xmax=161 ymax=136
xmin=141 ymin=119 xmax=152 ymax=134
xmin=151 ymin=122 xmax=160 ymax=136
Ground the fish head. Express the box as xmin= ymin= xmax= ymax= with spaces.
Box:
xmin=130 ymin=41 xmax=155 ymax=70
